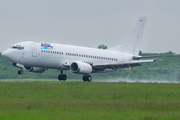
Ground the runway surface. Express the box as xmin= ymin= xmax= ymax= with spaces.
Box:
xmin=0 ymin=78 xmax=180 ymax=83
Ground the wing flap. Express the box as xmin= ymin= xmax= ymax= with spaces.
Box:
xmin=93 ymin=59 xmax=163 ymax=69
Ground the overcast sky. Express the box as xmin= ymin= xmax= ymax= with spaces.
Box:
xmin=0 ymin=0 xmax=180 ymax=54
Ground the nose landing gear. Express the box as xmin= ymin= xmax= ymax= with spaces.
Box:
xmin=18 ymin=69 xmax=23 ymax=75
xmin=58 ymin=70 xmax=67 ymax=81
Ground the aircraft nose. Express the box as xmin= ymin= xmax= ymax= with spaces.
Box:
xmin=2 ymin=50 xmax=8 ymax=57
xmin=2 ymin=50 xmax=14 ymax=61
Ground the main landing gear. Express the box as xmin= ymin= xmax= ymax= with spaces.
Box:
xmin=57 ymin=70 xmax=92 ymax=82
xmin=82 ymin=75 xmax=92 ymax=82
xmin=18 ymin=69 xmax=23 ymax=75
xmin=58 ymin=70 xmax=67 ymax=81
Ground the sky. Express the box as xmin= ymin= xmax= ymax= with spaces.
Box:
xmin=0 ymin=0 xmax=180 ymax=54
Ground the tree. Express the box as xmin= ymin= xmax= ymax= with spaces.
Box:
xmin=139 ymin=51 xmax=142 ymax=55
xmin=164 ymin=51 xmax=174 ymax=55
xmin=97 ymin=44 xmax=108 ymax=49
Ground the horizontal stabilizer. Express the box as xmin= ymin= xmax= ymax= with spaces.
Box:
xmin=133 ymin=54 xmax=174 ymax=60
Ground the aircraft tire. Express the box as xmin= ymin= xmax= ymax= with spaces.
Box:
xmin=87 ymin=75 xmax=92 ymax=82
xmin=82 ymin=75 xmax=86 ymax=82
xmin=18 ymin=70 xmax=23 ymax=75
xmin=62 ymin=74 xmax=67 ymax=81
xmin=58 ymin=75 xmax=62 ymax=81
xmin=83 ymin=75 xmax=92 ymax=82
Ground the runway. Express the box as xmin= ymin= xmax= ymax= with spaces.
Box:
xmin=0 ymin=78 xmax=180 ymax=83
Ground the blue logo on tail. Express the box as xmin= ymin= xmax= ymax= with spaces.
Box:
xmin=41 ymin=43 xmax=53 ymax=50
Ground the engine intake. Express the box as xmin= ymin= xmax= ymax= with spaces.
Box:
xmin=70 ymin=61 xmax=92 ymax=74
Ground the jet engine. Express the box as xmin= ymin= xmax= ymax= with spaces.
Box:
xmin=24 ymin=66 xmax=46 ymax=73
xmin=70 ymin=61 xmax=92 ymax=74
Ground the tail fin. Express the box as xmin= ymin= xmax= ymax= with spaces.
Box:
xmin=109 ymin=17 xmax=147 ymax=55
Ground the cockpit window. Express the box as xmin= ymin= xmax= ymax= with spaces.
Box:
xmin=12 ymin=46 xmax=18 ymax=49
xmin=18 ymin=46 xmax=24 ymax=50
xmin=11 ymin=45 xmax=24 ymax=50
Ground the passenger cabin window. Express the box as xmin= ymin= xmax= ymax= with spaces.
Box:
xmin=61 ymin=52 xmax=118 ymax=61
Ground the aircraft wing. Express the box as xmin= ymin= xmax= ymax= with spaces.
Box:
xmin=63 ymin=59 xmax=163 ymax=71
xmin=92 ymin=59 xmax=163 ymax=70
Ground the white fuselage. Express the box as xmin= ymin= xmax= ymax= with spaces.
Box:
xmin=3 ymin=41 xmax=133 ymax=72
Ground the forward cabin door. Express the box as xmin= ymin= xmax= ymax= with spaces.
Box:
xmin=30 ymin=43 xmax=37 ymax=57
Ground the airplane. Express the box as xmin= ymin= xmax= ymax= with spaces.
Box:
xmin=2 ymin=17 xmax=167 ymax=82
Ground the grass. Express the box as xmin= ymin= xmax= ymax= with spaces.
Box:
xmin=0 ymin=81 xmax=180 ymax=119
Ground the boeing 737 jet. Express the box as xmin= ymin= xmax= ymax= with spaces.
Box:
xmin=2 ymin=17 xmax=165 ymax=81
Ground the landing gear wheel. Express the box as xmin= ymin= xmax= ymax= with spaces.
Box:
xmin=58 ymin=74 xmax=67 ymax=81
xmin=58 ymin=75 xmax=62 ymax=81
xmin=83 ymin=76 xmax=86 ymax=82
xmin=83 ymin=75 xmax=92 ymax=82
xmin=87 ymin=75 xmax=92 ymax=82
xmin=18 ymin=70 xmax=23 ymax=75
xmin=62 ymin=74 xmax=67 ymax=81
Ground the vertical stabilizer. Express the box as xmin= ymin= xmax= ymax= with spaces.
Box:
xmin=109 ymin=17 xmax=147 ymax=55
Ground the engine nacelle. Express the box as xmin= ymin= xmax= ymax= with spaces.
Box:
xmin=24 ymin=66 xmax=46 ymax=73
xmin=70 ymin=61 xmax=92 ymax=74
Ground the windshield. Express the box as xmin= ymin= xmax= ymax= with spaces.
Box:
xmin=11 ymin=45 xmax=24 ymax=50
